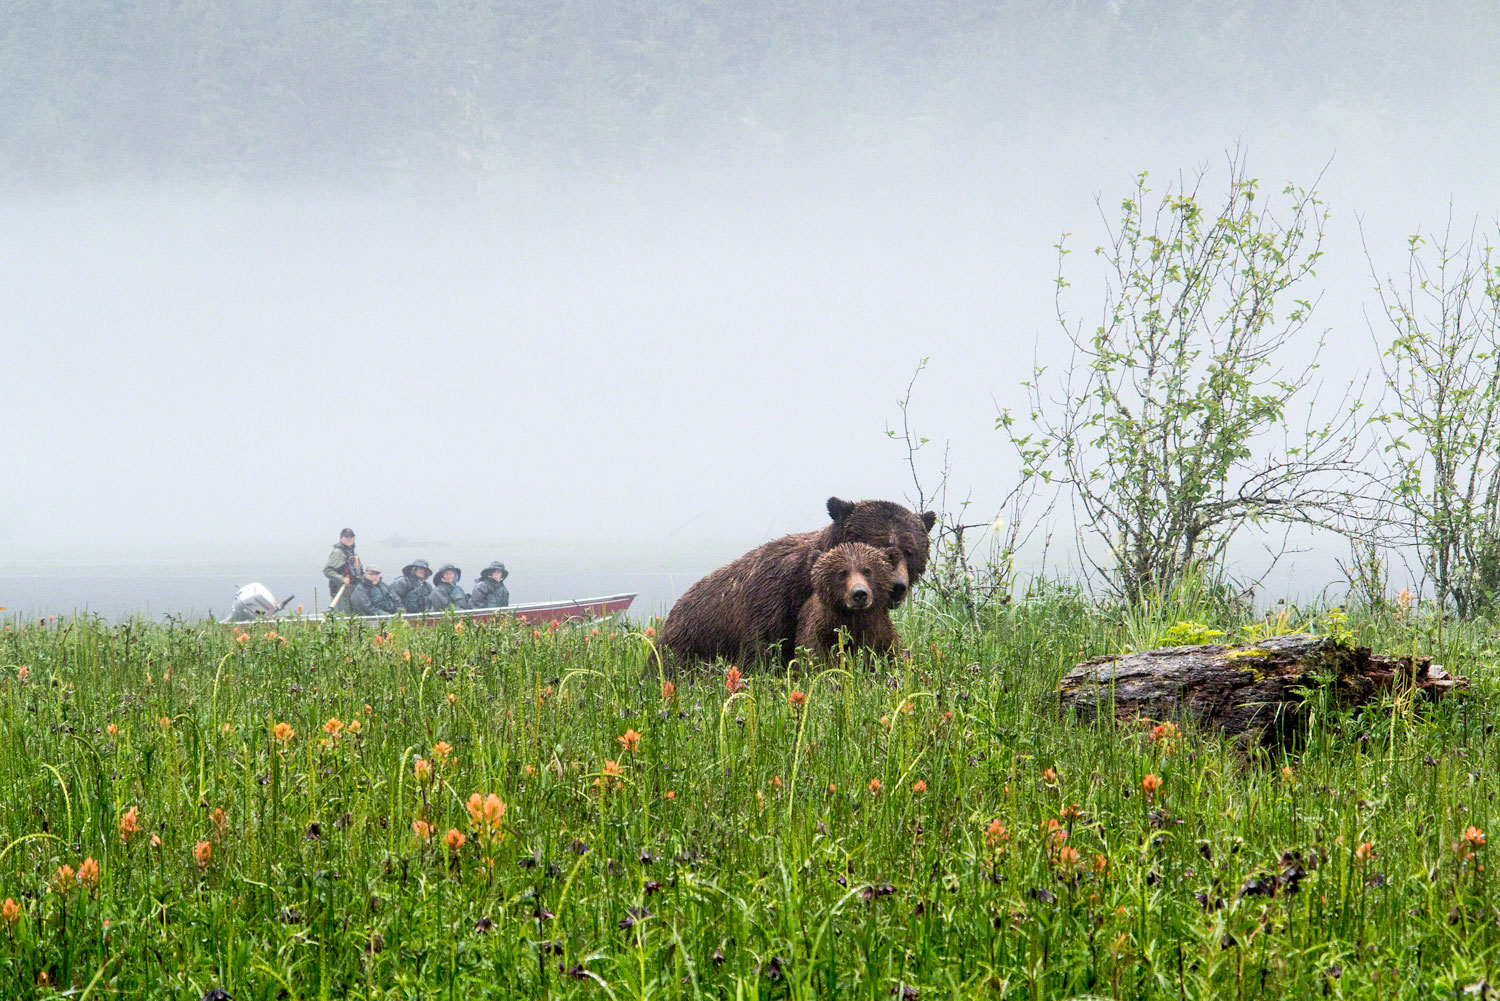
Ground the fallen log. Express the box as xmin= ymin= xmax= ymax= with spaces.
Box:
xmin=1058 ymin=633 xmax=1465 ymax=739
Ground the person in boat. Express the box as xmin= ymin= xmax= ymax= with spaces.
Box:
xmin=322 ymin=528 xmax=362 ymax=612
xmin=470 ymin=562 xmax=509 ymax=608
xmin=350 ymin=565 xmax=400 ymax=617
xmin=391 ymin=559 xmax=435 ymax=614
xmin=430 ymin=564 xmax=470 ymax=611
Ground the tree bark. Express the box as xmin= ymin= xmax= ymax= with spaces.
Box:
xmin=1058 ymin=634 xmax=1464 ymax=740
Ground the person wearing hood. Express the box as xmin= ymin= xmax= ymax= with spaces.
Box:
xmin=430 ymin=564 xmax=470 ymax=611
xmin=350 ymin=565 xmax=400 ymax=617
xmin=391 ymin=559 xmax=435 ymax=614
xmin=471 ymin=562 xmax=509 ymax=609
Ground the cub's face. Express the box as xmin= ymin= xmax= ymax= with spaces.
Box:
xmin=812 ymin=543 xmax=894 ymax=613
xmin=826 ymin=498 xmax=937 ymax=607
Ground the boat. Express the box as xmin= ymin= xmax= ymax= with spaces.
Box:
xmin=222 ymin=583 xmax=636 ymax=626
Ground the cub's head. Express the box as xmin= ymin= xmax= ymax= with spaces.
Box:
xmin=826 ymin=497 xmax=936 ymax=607
xmin=811 ymin=542 xmax=894 ymax=613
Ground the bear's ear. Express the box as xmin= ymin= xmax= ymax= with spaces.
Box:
xmin=921 ymin=511 xmax=937 ymax=532
xmin=826 ymin=497 xmax=857 ymax=525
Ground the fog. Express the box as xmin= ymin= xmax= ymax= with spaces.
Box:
xmin=3 ymin=2 xmax=1498 ymax=617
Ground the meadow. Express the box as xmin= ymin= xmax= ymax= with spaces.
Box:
xmin=1 ymin=588 xmax=1497 ymax=1000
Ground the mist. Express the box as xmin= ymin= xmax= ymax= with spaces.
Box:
xmin=3 ymin=1 xmax=1498 ymax=617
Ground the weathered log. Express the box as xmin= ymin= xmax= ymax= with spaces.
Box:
xmin=1058 ymin=633 xmax=1465 ymax=739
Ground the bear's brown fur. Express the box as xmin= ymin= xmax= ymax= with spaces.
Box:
xmin=661 ymin=496 xmax=935 ymax=665
xmin=795 ymin=542 xmax=900 ymax=658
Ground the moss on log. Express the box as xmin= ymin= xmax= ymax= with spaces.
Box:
xmin=1058 ymin=633 xmax=1464 ymax=739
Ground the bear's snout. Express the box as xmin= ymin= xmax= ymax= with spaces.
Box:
xmin=848 ymin=584 xmax=870 ymax=609
xmin=889 ymin=578 xmax=908 ymax=607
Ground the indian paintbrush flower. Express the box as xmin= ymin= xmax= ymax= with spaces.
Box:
xmin=617 ymin=729 xmax=642 ymax=752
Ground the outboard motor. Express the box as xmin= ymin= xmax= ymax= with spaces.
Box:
xmin=225 ymin=583 xmax=280 ymax=623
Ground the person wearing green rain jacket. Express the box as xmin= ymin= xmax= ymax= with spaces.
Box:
xmin=322 ymin=529 xmax=361 ymax=612
xmin=390 ymin=560 xmax=435 ymax=614
xmin=470 ymin=562 xmax=509 ymax=608
xmin=430 ymin=564 xmax=470 ymax=611
xmin=350 ymin=565 xmax=400 ymax=616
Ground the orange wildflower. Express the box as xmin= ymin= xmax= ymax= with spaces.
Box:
xmin=1042 ymin=767 xmax=1059 ymax=785
xmin=1354 ymin=842 xmax=1374 ymax=865
xmin=412 ymin=819 xmax=434 ymax=842
xmin=911 ymin=779 xmax=927 ymax=794
xmin=1095 ymin=853 xmax=1109 ymax=874
xmin=77 ymin=857 xmax=99 ymax=890
xmin=789 ymin=690 xmax=807 ymax=709
xmin=725 ymin=665 xmax=745 ymax=695
xmin=323 ymin=718 xmax=344 ymax=737
xmin=54 ymin=865 xmax=75 ymax=892
xmin=985 ymin=819 xmax=1010 ymax=850
xmin=401 ymin=650 xmax=411 ymax=661
xmin=106 ymin=723 xmax=118 ymax=738
xmin=150 ymin=833 xmax=161 ymax=849
xmin=433 ymin=741 xmax=453 ymax=761
xmin=644 ymin=625 xmax=657 ymax=638
xmin=273 ymin=722 xmax=295 ymax=744
xmin=443 ymin=828 xmax=467 ymax=851
xmin=1466 ymin=826 xmax=1486 ymax=847
xmin=665 ymin=790 xmax=676 ymax=801
xmin=347 ymin=719 xmax=361 ymax=734
xmin=119 ymin=806 xmax=140 ymax=843
xmin=194 ymin=841 xmax=211 ymax=868
xmin=235 ymin=633 xmax=249 ymax=644
xmin=1280 ymin=765 xmax=1295 ymax=784
xmin=771 ymin=775 xmax=783 ymax=789
xmin=1 ymin=898 xmax=18 ymax=925
xmin=414 ymin=758 xmax=433 ymax=784
xmin=868 ymin=778 xmax=882 ymax=794
xmin=159 ymin=717 xmax=172 ymax=731
xmin=466 ymin=793 xmax=507 ymax=832
xmin=617 ymin=729 xmax=642 ymax=752
xmin=212 ymin=808 xmax=229 ymax=839
xmin=1057 ymin=845 xmax=1079 ymax=869
xmin=1140 ymin=773 xmax=1163 ymax=797
xmin=595 ymin=760 xmax=625 ymax=791
xmin=661 ymin=680 xmax=676 ymax=700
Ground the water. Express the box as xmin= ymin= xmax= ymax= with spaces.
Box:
xmin=0 ymin=565 xmax=709 ymax=624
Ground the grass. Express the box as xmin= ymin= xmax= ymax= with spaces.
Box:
xmin=0 ymin=587 xmax=1497 ymax=999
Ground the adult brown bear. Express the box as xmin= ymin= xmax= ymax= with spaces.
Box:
xmin=661 ymin=497 xmax=935 ymax=665
xmin=795 ymin=542 xmax=901 ymax=659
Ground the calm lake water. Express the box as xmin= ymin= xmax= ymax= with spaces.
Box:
xmin=0 ymin=566 xmax=707 ymax=624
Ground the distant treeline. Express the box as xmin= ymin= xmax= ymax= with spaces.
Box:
xmin=2 ymin=0 xmax=1492 ymax=186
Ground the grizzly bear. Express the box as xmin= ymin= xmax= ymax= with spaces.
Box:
xmin=795 ymin=542 xmax=900 ymax=658
xmin=661 ymin=496 xmax=935 ymax=665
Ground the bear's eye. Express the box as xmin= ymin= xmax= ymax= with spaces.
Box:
xmin=836 ymin=569 xmax=849 ymax=579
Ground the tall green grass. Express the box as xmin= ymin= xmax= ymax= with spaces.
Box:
xmin=0 ymin=588 xmax=1494 ymax=999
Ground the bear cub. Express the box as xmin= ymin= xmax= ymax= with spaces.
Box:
xmin=795 ymin=542 xmax=901 ymax=658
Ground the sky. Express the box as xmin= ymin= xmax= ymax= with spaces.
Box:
xmin=3 ymin=2 xmax=1498 ymax=611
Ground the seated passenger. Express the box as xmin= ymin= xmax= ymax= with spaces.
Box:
xmin=430 ymin=564 xmax=470 ymax=611
xmin=391 ymin=559 xmax=435 ymax=614
xmin=471 ymin=562 xmax=510 ymax=608
xmin=350 ymin=565 xmax=400 ymax=617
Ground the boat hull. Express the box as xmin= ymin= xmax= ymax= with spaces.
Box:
xmin=224 ymin=593 xmax=637 ymax=626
